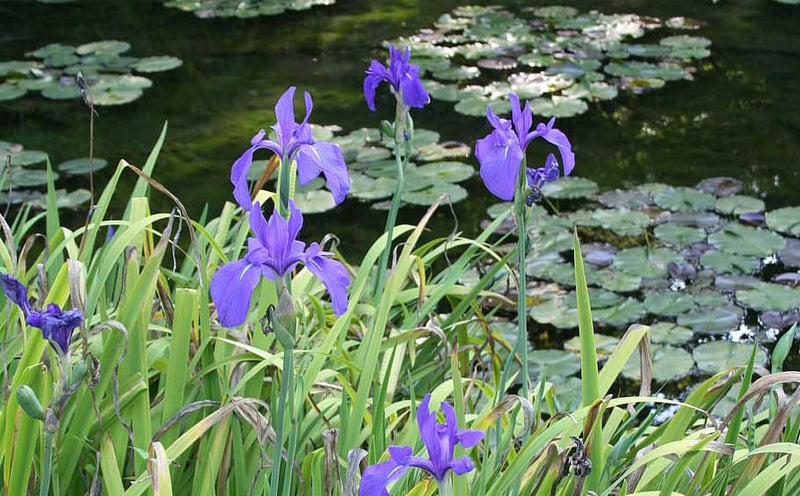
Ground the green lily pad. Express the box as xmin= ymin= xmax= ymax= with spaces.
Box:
xmin=613 ymin=247 xmax=683 ymax=279
xmin=677 ymin=305 xmax=742 ymax=334
xmin=540 ymin=176 xmax=598 ymax=200
xmin=654 ymin=187 xmax=716 ymax=212
xmin=715 ymin=195 xmax=765 ymax=215
xmin=3 ymin=168 xmax=56 ymax=188
xmin=692 ymin=341 xmax=768 ymax=375
xmin=76 ymin=40 xmax=131 ymax=56
xmin=454 ymin=97 xmax=511 ymax=117
xmin=132 ymin=56 xmax=183 ymax=73
xmin=597 ymin=188 xmax=652 ymax=209
xmin=736 ymin=283 xmax=800 ymax=312
xmin=604 ymin=61 xmax=688 ymax=81
xmin=92 ymin=88 xmax=143 ymax=106
xmin=402 ymin=182 xmax=467 ymax=206
xmin=643 ymin=291 xmax=696 ymax=317
xmin=570 ymin=208 xmax=650 ymax=236
xmin=528 ymin=349 xmax=581 ymax=379
xmin=413 ymin=161 xmax=473 ymax=183
xmin=93 ymin=75 xmax=153 ymax=91
xmin=564 ymin=333 xmax=619 ymax=358
xmin=623 ymin=344 xmax=694 ymax=382
xmin=355 ymin=147 xmax=392 ymax=163
xmin=433 ymin=65 xmax=480 ymax=81
xmin=348 ymin=173 xmax=396 ymax=201
xmin=423 ymin=80 xmax=460 ymax=101
xmin=708 ymin=223 xmax=786 ymax=257
xmin=415 ymin=142 xmax=471 ymax=161
xmin=766 ymin=207 xmax=800 ymax=236
xmin=0 ymin=84 xmax=27 ymax=101
xmin=487 ymin=202 xmax=512 ymax=219
xmin=699 ymin=250 xmax=760 ymax=274
xmin=0 ymin=149 xmax=48 ymax=166
xmin=532 ymin=6 xmax=578 ymax=18
xmin=653 ymin=223 xmax=706 ymax=245
xmin=529 ymin=96 xmax=588 ymax=118
xmin=593 ymin=297 xmax=646 ymax=327
xmin=31 ymin=43 xmax=75 ymax=59
xmin=649 ymin=322 xmax=693 ymax=345
xmin=596 ymin=269 xmax=642 ymax=292
xmin=41 ymin=84 xmax=82 ymax=100
xmin=57 ymin=158 xmax=108 ymax=175
xmin=530 ymin=296 xmax=579 ymax=329
xmin=292 ymin=188 xmax=336 ymax=214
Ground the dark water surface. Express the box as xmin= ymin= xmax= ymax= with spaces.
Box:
xmin=2 ymin=0 xmax=799 ymax=253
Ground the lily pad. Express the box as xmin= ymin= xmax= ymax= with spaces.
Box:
xmin=57 ymin=158 xmax=108 ymax=175
xmin=699 ymin=250 xmax=760 ymax=274
xmin=736 ymin=283 xmax=800 ymax=312
xmin=778 ymin=239 xmax=800 ymax=267
xmin=0 ymin=149 xmax=48 ymax=166
xmin=92 ymin=88 xmax=143 ymax=106
xmin=654 ymin=223 xmax=706 ymax=246
xmin=0 ymin=84 xmax=26 ymax=101
xmin=623 ymin=344 xmax=694 ymax=382
xmin=613 ymin=247 xmax=683 ymax=279
xmin=654 ymin=187 xmax=716 ymax=212
xmin=3 ymin=168 xmax=56 ymax=188
xmin=402 ymin=183 xmax=467 ymax=206
xmin=132 ymin=56 xmax=183 ymax=73
xmin=76 ymin=40 xmax=131 ymax=56
xmin=593 ymin=297 xmax=646 ymax=327
xmin=765 ymin=207 xmax=800 ymax=236
xmin=708 ymin=223 xmax=786 ymax=257
xmin=692 ymin=341 xmax=768 ymax=375
xmin=41 ymin=84 xmax=82 ymax=100
xmin=650 ymin=322 xmax=693 ymax=345
xmin=349 ymin=173 xmax=396 ymax=202
xmin=715 ymin=195 xmax=765 ymax=215
xmin=564 ymin=333 xmax=619 ymax=358
xmin=596 ymin=269 xmax=642 ymax=292
xmin=292 ymin=188 xmax=336 ymax=214
xmin=454 ymin=97 xmax=511 ymax=117
xmin=529 ymin=96 xmax=588 ymax=118
xmin=696 ymin=177 xmax=742 ymax=197
xmin=528 ymin=349 xmax=581 ymax=378
xmin=677 ymin=305 xmax=742 ymax=334
xmin=540 ymin=176 xmax=598 ymax=199
xmin=643 ymin=291 xmax=695 ymax=317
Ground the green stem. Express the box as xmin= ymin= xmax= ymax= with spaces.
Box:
xmin=513 ymin=158 xmax=530 ymax=399
xmin=372 ymin=99 xmax=408 ymax=299
xmin=40 ymin=430 xmax=53 ymax=496
xmin=277 ymin=157 xmax=291 ymax=218
xmin=269 ymin=343 xmax=294 ymax=496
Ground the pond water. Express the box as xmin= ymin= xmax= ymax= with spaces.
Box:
xmin=2 ymin=0 xmax=799 ymax=250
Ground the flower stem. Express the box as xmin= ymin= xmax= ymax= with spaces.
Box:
xmin=372 ymin=99 xmax=408 ymax=298
xmin=39 ymin=429 xmax=53 ymax=496
xmin=513 ymin=158 xmax=530 ymax=399
xmin=269 ymin=339 xmax=294 ymax=496
xmin=277 ymin=157 xmax=291 ymax=218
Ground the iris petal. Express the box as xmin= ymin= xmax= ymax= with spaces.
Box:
xmin=475 ymin=132 xmax=523 ymax=201
xmin=296 ymin=142 xmax=350 ymax=204
xmin=358 ymin=458 xmax=408 ymax=496
xmin=399 ymin=65 xmax=429 ymax=109
xmin=303 ymin=243 xmax=350 ymax=316
xmin=1 ymin=274 xmax=32 ymax=317
xmin=210 ymin=259 xmax=262 ymax=327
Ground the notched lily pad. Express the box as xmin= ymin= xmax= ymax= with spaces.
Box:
xmin=654 ymin=187 xmax=716 ymax=212
xmin=766 ymin=207 xmax=800 ymax=236
xmin=613 ymin=247 xmax=683 ymax=279
xmin=677 ymin=305 xmax=742 ymax=334
xmin=692 ymin=341 xmax=767 ymax=375
xmin=623 ymin=344 xmax=694 ymax=382
xmin=715 ymin=195 xmax=765 ymax=215
xmin=708 ymin=223 xmax=786 ymax=257
xmin=541 ymin=176 xmax=598 ymax=199
xmin=57 ymin=157 xmax=108 ymax=175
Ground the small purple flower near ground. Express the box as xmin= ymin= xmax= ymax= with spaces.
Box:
xmin=230 ymin=87 xmax=349 ymax=211
xmin=359 ymin=394 xmax=484 ymax=496
xmin=210 ymin=201 xmax=350 ymax=327
xmin=363 ymin=45 xmax=430 ymax=112
xmin=1 ymin=274 xmax=83 ymax=355
xmin=475 ymin=93 xmax=575 ymax=201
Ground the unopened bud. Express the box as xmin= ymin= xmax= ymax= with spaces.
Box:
xmin=16 ymin=385 xmax=44 ymax=421
xmin=70 ymin=359 xmax=88 ymax=387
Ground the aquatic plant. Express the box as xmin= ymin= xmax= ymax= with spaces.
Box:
xmin=163 ymin=0 xmax=335 ymax=19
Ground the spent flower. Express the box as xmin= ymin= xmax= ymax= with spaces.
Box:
xmin=230 ymin=87 xmax=349 ymax=210
xmin=364 ymin=45 xmax=429 ymax=112
xmin=210 ymin=201 xmax=349 ymax=327
xmin=475 ymin=93 xmax=574 ymax=201
xmin=1 ymin=274 xmax=82 ymax=355
xmin=359 ymin=394 xmax=483 ymax=496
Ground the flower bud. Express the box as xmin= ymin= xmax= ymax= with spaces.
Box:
xmin=70 ymin=359 xmax=88 ymax=387
xmin=274 ymin=286 xmax=296 ymax=349
xmin=16 ymin=385 xmax=44 ymax=421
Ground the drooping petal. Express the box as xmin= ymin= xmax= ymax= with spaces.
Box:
xmin=273 ymin=87 xmax=297 ymax=154
xmin=364 ymin=60 xmax=391 ymax=112
xmin=485 ymin=105 xmax=510 ymax=132
xmin=1 ymin=274 xmax=32 ymax=317
xmin=26 ymin=304 xmax=82 ymax=354
xmin=303 ymin=243 xmax=350 ymax=316
xmin=455 ymin=429 xmax=485 ymax=449
xmin=525 ymin=118 xmax=575 ymax=176
xmin=448 ymin=456 xmax=476 ymax=476
xmin=230 ymin=130 xmax=280 ymax=211
xmin=358 ymin=458 xmax=408 ymax=496
xmin=475 ymin=132 xmax=523 ymax=201
xmin=399 ymin=65 xmax=429 ymax=109
xmin=296 ymin=142 xmax=350 ymax=204
xmin=210 ymin=259 xmax=263 ymax=327
xmin=388 ymin=445 xmax=438 ymax=481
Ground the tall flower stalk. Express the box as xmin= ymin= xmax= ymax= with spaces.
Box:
xmin=363 ymin=45 xmax=429 ymax=297
xmin=475 ymin=95 xmax=574 ymax=400
xmin=221 ymin=87 xmax=351 ymax=495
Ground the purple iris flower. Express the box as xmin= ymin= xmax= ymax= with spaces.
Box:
xmin=363 ymin=45 xmax=429 ymax=112
xmin=230 ymin=87 xmax=349 ymax=211
xmin=1 ymin=274 xmax=83 ymax=355
xmin=475 ymin=93 xmax=575 ymax=201
xmin=210 ymin=201 xmax=350 ymax=327
xmin=359 ymin=394 xmax=484 ymax=496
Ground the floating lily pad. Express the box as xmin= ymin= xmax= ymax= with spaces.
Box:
xmin=649 ymin=322 xmax=693 ymax=345
xmin=57 ymin=157 xmax=108 ymax=175
xmin=292 ymin=188 xmax=336 ymax=214
xmin=0 ymin=84 xmax=26 ymax=101
xmin=92 ymin=88 xmax=143 ymax=106
xmin=708 ymin=223 xmax=786 ymax=257
xmin=454 ymin=97 xmax=511 ymax=116
xmin=76 ymin=40 xmax=131 ymax=56
xmin=623 ymin=344 xmax=694 ymax=382
xmin=541 ymin=176 xmax=598 ymax=199
xmin=715 ymin=195 xmax=765 ymax=215
xmin=677 ymin=305 xmax=742 ymax=334
xmin=692 ymin=341 xmax=768 ymax=375
xmin=433 ymin=65 xmax=481 ymax=81
xmin=654 ymin=223 xmax=706 ymax=246
xmin=570 ymin=208 xmax=650 ymax=236
xmin=349 ymin=173 xmax=396 ymax=202
xmin=528 ymin=349 xmax=581 ymax=378
xmin=613 ymin=247 xmax=683 ymax=279
xmin=529 ymin=96 xmax=588 ymax=118
xmin=596 ymin=269 xmax=642 ymax=292
xmin=402 ymin=182 xmax=467 ymax=206
xmin=3 ymin=168 xmax=56 ymax=188
xmin=736 ymin=283 xmax=800 ymax=312
xmin=0 ymin=149 xmax=48 ymax=166
xmin=132 ymin=56 xmax=183 ymax=73
xmin=696 ymin=177 xmax=742 ymax=197
xmin=643 ymin=291 xmax=695 ymax=317
xmin=593 ymin=297 xmax=646 ymax=327
xmin=41 ymin=83 xmax=82 ymax=100
xmin=654 ymin=187 xmax=716 ymax=212
xmin=564 ymin=333 xmax=619 ymax=358
xmin=766 ymin=207 xmax=800 ymax=236
xmin=530 ymin=296 xmax=579 ymax=329
xmin=597 ymin=188 xmax=651 ymax=209
xmin=415 ymin=141 xmax=471 ymax=161
xmin=699 ymin=250 xmax=760 ymax=274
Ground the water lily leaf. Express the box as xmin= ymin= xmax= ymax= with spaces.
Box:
xmin=41 ymin=83 xmax=82 ymax=100
xmin=454 ymin=97 xmax=511 ymax=116
xmin=292 ymin=188 xmax=336 ymax=214
xmin=76 ymin=40 xmax=131 ymax=56
xmin=621 ymin=43 xmax=672 ymax=58
xmin=562 ymin=81 xmax=618 ymax=101
xmin=0 ymin=84 xmax=27 ymax=101
xmin=597 ymin=188 xmax=651 ymax=209
xmin=659 ymin=35 xmax=712 ymax=49
xmin=402 ymin=182 xmax=467 ymax=206
xmin=518 ymin=52 xmax=556 ymax=68
xmin=508 ymin=72 xmax=574 ymax=99
xmin=564 ymin=333 xmax=619 ymax=358
xmin=677 ymin=305 xmax=742 ymax=334
xmin=132 ymin=56 xmax=183 ymax=73
xmin=92 ymin=88 xmax=143 ymax=106
xmin=413 ymin=161 xmax=473 ymax=183
xmin=348 ymin=172 xmax=396 ymax=202
xmin=478 ymin=57 xmax=518 ymax=70
xmin=604 ymin=61 xmax=688 ymax=81
xmin=3 ymin=168 xmax=55 ymax=188
xmin=31 ymin=43 xmax=76 ymax=59
xmin=530 ymin=296 xmax=579 ymax=329
xmin=715 ymin=195 xmax=765 ymax=215
xmin=654 ymin=187 xmax=716 ymax=212
xmin=708 ymin=223 xmax=786 ymax=256
xmin=736 ymin=283 xmax=800 ymax=312
xmin=423 ymin=80 xmax=460 ymax=101
xmin=643 ymin=291 xmax=695 ymax=316
xmin=532 ymin=6 xmax=578 ymax=18
xmin=613 ymin=247 xmax=683 ymax=278
xmin=529 ymin=96 xmax=588 ymax=118
xmin=540 ymin=176 xmax=598 ymax=199
xmin=57 ymin=157 xmax=108 ymax=175
xmin=570 ymin=208 xmax=650 ymax=236
xmin=528 ymin=349 xmax=581 ymax=378
xmin=663 ymin=210 xmax=721 ymax=228
xmin=0 ymin=149 xmax=48 ymax=166
xmin=433 ymin=65 xmax=480 ymax=81
xmin=596 ymin=269 xmax=642 ymax=292
xmin=650 ymin=322 xmax=693 ymax=345
xmin=415 ymin=141 xmax=471 ymax=161
xmin=0 ymin=61 xmax=38 ymax=77
xmin=487 ymin=202 xmax=512 ymax=219
xmin=766 ymin=207 xmax=800 ymax=236
xmin=699 ymin=250 xmax=760 ymax=274
xmin=692 ymin=341 xmax=767 ymax=375
xmin=778 ymin=239 xmax=800 ymax=267
xmin=593 ymin=297 xmax=646 ymax=327
xmin=654 ymin=223 xmax=706 ymax=246
xmin=53 ymin=189 xmax=91 ymax=209
xmin=355 ymin=146 xmax=392 ymax=163
xmin=696 ymin=176 xmax=742 ymax=197
xmin=413 ymin=58 xmax=452 ymax=75
xmin=623 ymin=344 xmax=694 ymax=382
xmin=45 ymin=54 xmax=80 ymax=68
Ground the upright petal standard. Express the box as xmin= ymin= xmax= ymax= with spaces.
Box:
xmin=359 ymin=394 xmax=483 ymax=495
xmin=229 ymin=87 xmax=349 ymax=210
xmin=364 ymin=45 xmax=429 ymax=111
xmin=1 ymin=274 xmax=83 ymax=355
xmin=210 ymin=201 xmax=350 ymax=327
xmin=475 ymin=93 xmax=575 ymax=201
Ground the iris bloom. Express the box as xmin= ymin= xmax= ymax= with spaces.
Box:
xmin=363 ymin=45 xmax=429 ymax=112
xmin=230 ymin=87 xmax=349 ymax=211
xmin=1 ymin=274 xmax=83 ymax=355
xmin=359 ymin=394 xmax=484 ymax=496
xmin=475 ymin=93 xmax=575 ymax=201
xmin=210 ymin=201 xmax=350 ymax=327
